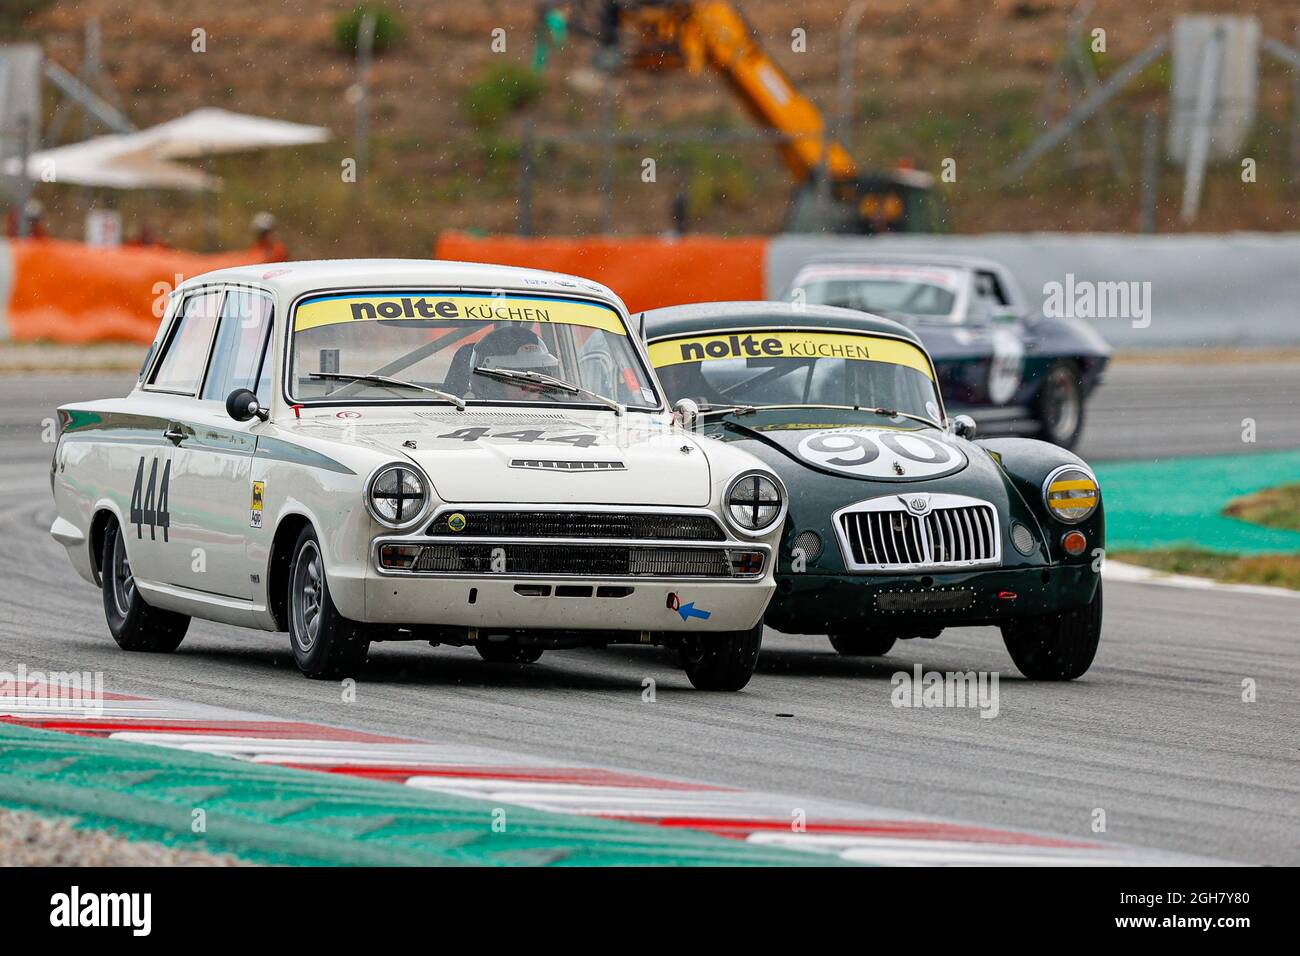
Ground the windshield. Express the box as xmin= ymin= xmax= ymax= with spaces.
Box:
xmin=793 ymin=266 xmax=965 ymax=320
xmin=288 ymin=291 xmax=660 ymax=408
xmin=648 ymin=328 xmax=943 ymax=423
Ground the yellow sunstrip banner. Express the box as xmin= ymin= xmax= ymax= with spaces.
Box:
xmin=294 ymin=294 xmax=627 ymax=336
xmin=648 ymin=331 xmax=934 ymax=381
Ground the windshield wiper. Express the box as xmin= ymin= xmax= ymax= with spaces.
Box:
xmin=699 ymin=402 xmax=940 ymax=429
xmin=307 ymin=372 xmax=466 ymax=410
xmin=473 ymin=366 xmax=624 ymax=416
xmin=697 ymin=403 xmax=758 ymax=419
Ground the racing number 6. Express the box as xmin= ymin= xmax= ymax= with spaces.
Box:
xmin=129 ymin=455 xmax=172 ymax=542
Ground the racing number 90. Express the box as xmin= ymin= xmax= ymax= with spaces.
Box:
xmin=804 ymin=432 xmax=879 ymax=467
xmin=797 ymin=429 xmax=959 ymax=478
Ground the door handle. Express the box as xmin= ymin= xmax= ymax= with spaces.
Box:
xmin=164 ymin=425 xmax=185 ymax=444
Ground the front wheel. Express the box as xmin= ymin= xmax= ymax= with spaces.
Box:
xmin=101 ymin=520 xmax=189 ymax=652
xmin=828 ymin=631 xmax=897 ymax=657
xmin=1001 ymin=580 xmax=1102 ymax=680
xmin=681 ymin=623 xmax=763 ymax=691
xmin=288 ymin=526 xmax=370 ymax=679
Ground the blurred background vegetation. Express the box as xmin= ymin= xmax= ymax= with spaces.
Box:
xmin=10 ymin=0 xmax=1300 ymax=256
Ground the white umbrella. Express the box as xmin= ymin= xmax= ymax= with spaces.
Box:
xmin=132 ymin=107 xmax=332 ymax=160
xmin=4 ymin=108 xmax=331 ymax=191
xmin=4 ymin=133 xmax=218 ymax=190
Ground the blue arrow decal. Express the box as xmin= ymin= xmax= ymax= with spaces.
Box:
xmin=676 ymin=602 xmax=712 ymax=622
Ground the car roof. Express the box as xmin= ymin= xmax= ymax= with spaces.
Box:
xmin=639 ymin=300 xmax=924 ymax=346
xmin=791 ymin=252 xmax=1012 ymax=274
xmin=175 ymin=258 xmax=626 ymax=310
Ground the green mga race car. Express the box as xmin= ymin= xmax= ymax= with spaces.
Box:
xmin=640 ymin=302 xmax=1105 ymax=680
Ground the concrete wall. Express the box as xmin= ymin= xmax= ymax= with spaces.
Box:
xmin=768 ymin=233 xmax=1300 ymax=349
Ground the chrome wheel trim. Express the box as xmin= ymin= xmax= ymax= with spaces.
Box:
xmin=291 ymin=541 xmax=323 ymax=653
xmin=1044 ymin=366 xmax=1080 ymax=441
xmin=111 ymin=530 xmax=136 ymax=618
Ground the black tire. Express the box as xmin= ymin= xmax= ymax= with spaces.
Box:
xmin=476 ymin=641 xmax=544 ymax=664
xmin=681 ymin=623 xmax=763 ymax=691
xmin=828 ymin=631 xmax=897 ymax=657
xmin=1034 ymin=360 xmax=1086 ymax=450
xmin=1001 ymin=580 xmax=1102 ymax=680
xmin=287 ymin=525 xmax=370 ymax=679
xmin=100 ymin=519 xmax=189 ymax=652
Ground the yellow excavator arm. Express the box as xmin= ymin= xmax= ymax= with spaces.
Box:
xmin=535 ymin=0 xmax=935 ymax=233
xmin=624 ymin=1 xmax=859 ymax=183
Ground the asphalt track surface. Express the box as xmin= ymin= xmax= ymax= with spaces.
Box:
xmin=1 ymin=363 xmax=1298 ymax=864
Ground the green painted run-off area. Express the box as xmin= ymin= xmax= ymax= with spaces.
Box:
xmin=1095 ymin=450 xmax=1300 ymax=554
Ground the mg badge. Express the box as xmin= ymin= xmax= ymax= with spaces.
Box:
xmin=447 ymin=512 xmax=467 ymax=532
xmin=902 ymin=494 xmax=931 ymax=515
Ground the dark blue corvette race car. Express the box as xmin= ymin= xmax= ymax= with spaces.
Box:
xmin=786 ymin=254 xmax=1110 ymax=449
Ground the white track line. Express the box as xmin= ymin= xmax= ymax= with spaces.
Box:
xmin=1104 ymin=559 xmax=1300 ymax=599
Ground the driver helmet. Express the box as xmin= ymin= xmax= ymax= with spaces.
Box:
xmin=471 ymin=327 xmax=561 ymax=399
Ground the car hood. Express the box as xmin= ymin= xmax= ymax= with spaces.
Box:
xmin=701 ymin=409 xmax=1020 ymax=509
xmin=708 ymin=410 xmax=970 ymax=483
xmin=290 ymin=407 xmax=712 ymax=506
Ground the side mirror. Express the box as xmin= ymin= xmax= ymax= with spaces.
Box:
xmin=673 ymin=398 xmax=700 ymax=429
xmin=226 ymin=388 xmax=268 ymax=423
xmin=950 ymin=414 xmax=977 ymax=439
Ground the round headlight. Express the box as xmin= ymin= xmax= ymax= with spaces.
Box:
xmin=1043 ymin=465 xmax=1099 ymax=524
xmin=366 ymin=464 xmax=428 ymax=528
xmin=725 ymin=471 xmax=785 ymax=535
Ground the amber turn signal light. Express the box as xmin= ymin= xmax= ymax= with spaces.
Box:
xmin=1061 ymin=530 xmax=1088 ymax=556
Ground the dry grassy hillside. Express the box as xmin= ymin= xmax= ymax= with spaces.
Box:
xmin=14 ymin=0 xmax=1300 ymax=256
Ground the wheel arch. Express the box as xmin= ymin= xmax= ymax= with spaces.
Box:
xmin=89 ymin=504 xmax=127 ymax=587
xmin=267 ymin=513 xmax=315 ymax=631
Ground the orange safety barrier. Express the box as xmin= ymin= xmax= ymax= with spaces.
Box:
xmin=435 ymin=232 xmax=768 ymax=314
xmin=6 ymin=239 xmax=276 ymax=344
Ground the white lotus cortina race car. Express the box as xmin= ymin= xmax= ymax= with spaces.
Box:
xmin=49 ymin=260 xmax=787 ymax=690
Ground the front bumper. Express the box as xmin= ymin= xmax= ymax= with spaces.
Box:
xmin=764 ymin=562 xmax=1100 ymax=634
xmin=359 ymin=573 xmax=773 ymax=632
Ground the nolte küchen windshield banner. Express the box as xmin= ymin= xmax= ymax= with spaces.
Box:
xmin=647 ymin=330 xmax=934 ymax=380
xmin=293 ymin=293 xmax=626 ymax=335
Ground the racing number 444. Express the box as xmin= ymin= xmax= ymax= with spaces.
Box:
xmin=129 ymin=455 xmax=171 ymax=542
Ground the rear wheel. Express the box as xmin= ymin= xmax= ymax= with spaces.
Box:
xmin=1001 ymin=581 xmax=1102 ymax=680
xmin=101 ymin=519 xmax=189 ymax=652
xmin=681 ymin=623 xmax=763 ymax=691
xmin=828 ymin=631 xmax=897 ymax=657
xmin=288 ymin=526 xmax=370 ymax=679
xmin=476 ymin=641 xmax=544 ymax=664
xmin=1034 ymin=360 xmax=1085 ymax=449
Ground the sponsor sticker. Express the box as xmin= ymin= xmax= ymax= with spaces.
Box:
xmin=250 ymin=481 xmax=265 ymax=528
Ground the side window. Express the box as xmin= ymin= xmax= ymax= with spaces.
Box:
xmin=254 ymin=331 xmax=274 ymax=406
xmin=148 ymin=290 xmax=224 ymax=394
xmin=976 ymin=271 xmax=1010 ymax=306
xmin=201 ymin=290 xmax=275 ymax=402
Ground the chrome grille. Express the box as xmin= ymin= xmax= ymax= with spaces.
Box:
xmin=427 ymin=510 xmax=725 ymax=541
xmin=410 ymin=543 xmax=738 ymax=577
xmin=835 ymin=495 xmax=1000 ymax=572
